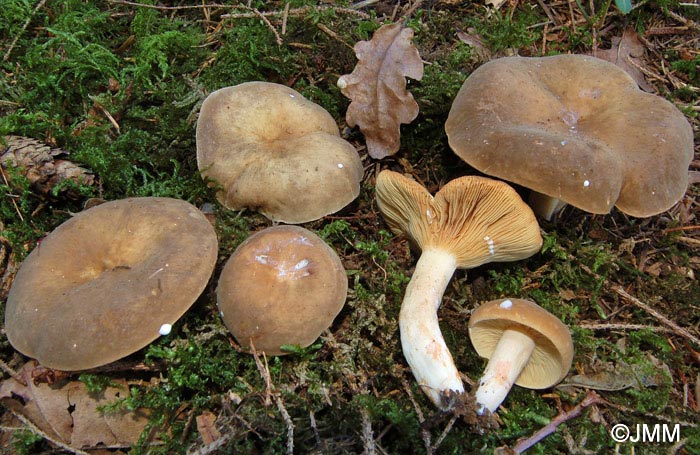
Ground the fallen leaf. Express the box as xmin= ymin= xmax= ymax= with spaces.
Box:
xmin=196 ymin=410 xmax=221 ymax=445
xmin=593 ymin=27 xmax=655 ymax=92
xmin=456 ymin=29 xmax=492 ymax=62
xmin=559 ymin=355 xmax=671 ymax=391
xmin=0 ymin=361 xmax=150 ymax=450
xmin=338 ymin=23 xmax=424 ymax=159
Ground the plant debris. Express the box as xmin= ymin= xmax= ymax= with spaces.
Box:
xmin=0 ymin=361 xmax=149 ymax=450
xmin=338 ymin=22 xmax=424 ymax=159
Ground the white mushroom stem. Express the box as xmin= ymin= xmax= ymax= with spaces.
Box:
xmin=399 ymin=248 xmax=464 ymax=409
xmin=528 ymin=191 xmax=568 ymax=221
xmin=474 ymin=329 xmax=536 ymax=415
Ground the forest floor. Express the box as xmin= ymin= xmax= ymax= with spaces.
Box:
xmin=0 ymin=0 xmax=699 ymax=454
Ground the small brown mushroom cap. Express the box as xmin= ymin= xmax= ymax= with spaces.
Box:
xmin=445 ymin=54 xmax=694 ymax=217
xmin=375 ymin=170 xmax=542 ymax=268
xmin=5 ymin=197 xmax=218 ymax=371
xmin=196 ymin=81 xmax=364 ymax=224
xmin=217 ymin=225 xmax=347 ymax=355
xmin=468 ymin=298 xmax=574 ymax=389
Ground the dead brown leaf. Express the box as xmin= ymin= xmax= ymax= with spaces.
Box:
xmin=196 ymin=410 xmax=221 ymax=445
xmin=593 ymin=27 xmax=655 ymax=92
xmin=338 ymin=22 xmax=424 ymax=159
xmin=0 ymin=361 xmax=150 ymax=450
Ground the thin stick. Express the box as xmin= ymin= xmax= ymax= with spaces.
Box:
xmin=0 ymin=166 xmax=24 ymax=222
xmin=275 ymin=396 xmax=294 ymax=455
xmin=431 ymin=414 xmax=457 ymax=452
xmin=510 ymin=391 xmax=604 ymax=454
xmin=0 ymin=359 xmax=26 ymax=386
xmin=3 ymin=0 xmax=47 ymax=62
xmin=613 ymin=286 xmax=700 ymax=346
xmin=580 ymin=322 xmax=677 ymax=334
xmin=359 ymin=406 xmax=376 ymax=455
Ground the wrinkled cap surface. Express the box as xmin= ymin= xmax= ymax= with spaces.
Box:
xmin=375 ymin=170 xmax=542 ymax=269
xmin=5 ymin=197 xmax=218 ymax=371
xmin=196 ymin=81 xmax=364 ymax=224
xmin=217 ymin=225 xmax=347 ymax=355
xmin=445 ymin=55 xmax=694 ymax=217
xmin=468 ymin=298 xmax=574 ymax=389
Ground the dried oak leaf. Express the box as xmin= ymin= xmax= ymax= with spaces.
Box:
xmin=1 ymin=135 xmax=95 ymax=196
xmin=593 ymin=27 xmax=655 ymax=92
xmin=338 ymin=23 xmax=424 ymax=159
xmin=0 ymin=361 xmax=150 ymax=450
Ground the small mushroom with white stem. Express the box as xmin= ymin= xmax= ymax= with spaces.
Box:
xmin=217 ymin=225 xmax=348 ymax=355
xmin=468 ymin=298 xmax=574 ymax=415
xmin=375 ymin=170 xmax=542 ymax=409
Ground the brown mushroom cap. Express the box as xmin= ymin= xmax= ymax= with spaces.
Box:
xmin=196 ymin=81 xmax=364 ymax=224
xmin=468 ymin=298 xmax=574 ymax=389
xmin=375 ymin=170 xmax=542 ymax=268
xmin=445 ymin=54 xmax=694 ymax=217
xmin=5 ymin=197 xmax=218 ymax=371
xmin=217 ymin=225 xmax=347 ymax=355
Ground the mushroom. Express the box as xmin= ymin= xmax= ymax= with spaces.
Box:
xmin=375 ymin=170 xmax=542 ymax=409
xmin=445 ymin=54 xmax=694 ymax=220
xmin=217 ymin=225 xmax=347 ymax=355
xmin=196 ymin=81 xmax=364 ymax=224
xmin=5 ymin=197 xmax=218 ymax=371
xmin=468 ymin=298 xmax=574 ymax=415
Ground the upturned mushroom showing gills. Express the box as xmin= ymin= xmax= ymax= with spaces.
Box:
xmin=196 ymin=81 xmax=364 ymax=224
xmin=468 ymin=298 xmax=574 ymax=415
xmin=5 ymin=197 xmax=218 ymax=371
xmin=445 ymin=54 xmax=694 ymax=220
xmin=217 ymin=225 xmax=347 ymax=355
xmin=375 ymin=170 xmax=542 ymax=409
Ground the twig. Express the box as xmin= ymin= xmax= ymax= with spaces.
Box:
xmin=570 ymin=253 xmax=700 ymax=347
xmin=0 ymin=358 xmax=26 ymax=386
xmin=250 ymin=341 xmax=293 ymax=454
xmin=3 ymin=0 xmax=47 ymax=62
xmin=612 ymin=286 xmax=700 ymax=347
xmin=431 ymin=414 xmax=457 ymax=452
xmin=275 ymin=395 xmax=294 ymax=455
xmin=402 ymin=379 xmax=432 ymax=451
xmin=0 ymin=166 xmax=24 ymax=222
xmin=509 ymin=391 xmax=604 ymax=454
xmin=579 ymin=322 xmax=678 ymax=334
xmin=359 ymin=406 xmax=376 ymax=455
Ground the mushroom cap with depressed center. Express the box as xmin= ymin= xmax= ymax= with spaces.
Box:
xmin=445 ymin=54 xmax=694 ymax=217
xmin=5 ymin=197 xmax=219 ymax=371
xmin=217 ymin=225 xmax=347 ymax=355
xmin=375 ymin=170 xmax=542 ymax=268
xmin=468 ymin=298 xmax=574 ymax=389
xmin=196 ymin=81 xmax=364 ymax=224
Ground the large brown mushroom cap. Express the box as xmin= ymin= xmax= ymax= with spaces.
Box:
xmin=5 ymin=197 xmax=218 ymax=371
xmin=375 ymin=170 xmax=543 ymax=268
xmin=468 ymin=298 xmax=574 ymax=389
xmin=445 ymin=54 xmax=694 ymax=217
xmin=217 ymin=225 xmax=347 ymax=355
xmin=196 ymin=82 xmax=364 ymax=224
